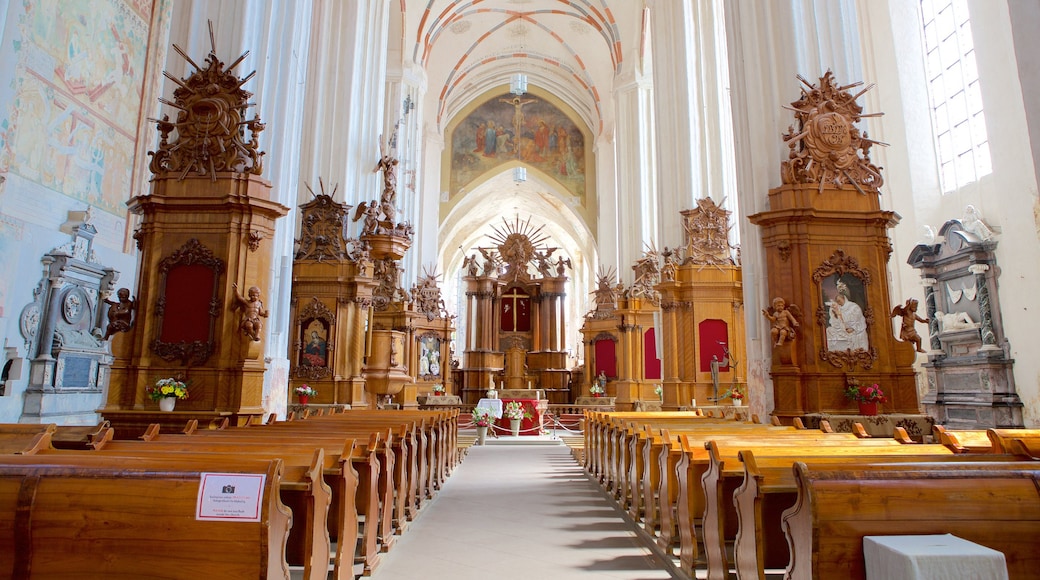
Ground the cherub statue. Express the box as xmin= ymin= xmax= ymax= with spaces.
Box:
xmin=762 ymin=297 xmax=800 ymax=347
xmin=232 ymin=283 xmax=269 ymax=342
xmin=891 ymin=298 xmax=929 ymax=353
xmin=103 ymin=288 xmax=136 ymax=340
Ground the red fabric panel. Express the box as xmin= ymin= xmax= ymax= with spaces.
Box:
xmin=515 ymin=296 xmax=530 ymax=332
xmin=159 ymin=264 xmax=214 ymax=343
xmin=644 ymin=328 xmax=661 ymax=380
xmin=594 ymin=339 xmax=617 ymax=378
xmin=698 ymin=319 xmax=730 ymax=372
xmin=500 ymin=288 xmax=531 ymax=332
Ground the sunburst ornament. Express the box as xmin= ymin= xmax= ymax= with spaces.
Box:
xmin=148 ymin=21 xmax=264 ymax=181
xmin=780 ymin=71 xmax=887 ymax=194
xmin=484 ymin=215 xmax=553 ymax=282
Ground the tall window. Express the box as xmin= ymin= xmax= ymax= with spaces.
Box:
xmin=920 ymin=0 xmax=991 ymax=193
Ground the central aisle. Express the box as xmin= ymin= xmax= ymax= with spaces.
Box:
xmin=373 ymin=441 xmax=680 ymax=579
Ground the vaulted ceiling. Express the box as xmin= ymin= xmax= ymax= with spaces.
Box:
xmin=399 ymin=1 xmax=646 ymax=286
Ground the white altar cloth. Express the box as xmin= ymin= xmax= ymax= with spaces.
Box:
xmin=864 ymin=534 xmax=1008 ymax=580
xmin=475 ymin=398 xmax=503 ymax=418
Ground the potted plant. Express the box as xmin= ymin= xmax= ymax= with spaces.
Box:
xmin=148 ymin=377 xmax=189 ymax=412
xmin=471 ymin=408 xmax=495 ymax=445
xmin=503 ymin=401 xmax=532 ymax=436
xmin=845 ymin=382 xmax=886 ymax=416
xmin=723 ymin=385 xmax=745 ymax=406
xmin=294 ymin=384 xmax=317 ymax=405
xmin=431 ymin=384 xmax=446 ymax=396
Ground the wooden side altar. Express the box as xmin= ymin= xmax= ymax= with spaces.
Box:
xmin=104 ymin=46 xmax=288 ymax=435
xmin=749 ymin=72 xmax=921 ymax=423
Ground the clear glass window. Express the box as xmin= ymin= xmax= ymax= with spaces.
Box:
xmin=920 ymin=0 xmax=990 ymax=193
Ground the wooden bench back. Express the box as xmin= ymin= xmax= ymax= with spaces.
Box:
xmin=0 ymin=455 xmax=290 ymax=579
xmin=783 ymin=460 xmax=1040 ymax=580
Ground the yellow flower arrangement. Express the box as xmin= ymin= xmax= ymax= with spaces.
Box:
xmin=148 ymin=378 xmax=189 ymax=401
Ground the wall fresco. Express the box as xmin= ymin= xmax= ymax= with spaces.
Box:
xmin=449 ymin=92 xmax=586 ymax=200
xmin=0 ymin=0 xmax=150 ymax=216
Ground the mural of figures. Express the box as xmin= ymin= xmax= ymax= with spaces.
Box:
xmin=449 ymin=92 xmax=587 ymax=200
xmin=301 ymin=319 xmax=329 ymax=367
xmin=822 ymin=275 xmax=869 ymax=351
xmin=0 ymin=0 xmax=152 ymax=216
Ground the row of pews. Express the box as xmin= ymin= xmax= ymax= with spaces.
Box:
xmin=581 ymin=411 xmax=1040 ymax=580
xmin=0 ymin=408 xmax=460 ymax=579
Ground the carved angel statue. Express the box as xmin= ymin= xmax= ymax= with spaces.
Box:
xmin=891 ymin=298 xmax=929 ymax=353
xmin=555 ymin=256 xmax=572 ymax=276
xmin=103 ymin=288 xmax=136 ymax=340
xmin=232 ymin=283 xmax=269 ymax=342
xmin=762 ymin=297 xmax=800 ymax=347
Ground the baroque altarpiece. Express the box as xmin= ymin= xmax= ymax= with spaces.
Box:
xmin=458 ymin=218 xmax=570 ymax=404
xmin=289 ymin=164 xmax=453 ymax=410
xmin=749 ymin=72 xmax=922 ymax=424
xmin=578 ymin=199 xmax=746 ymax=411
xmin=104 ymin=45 xmax=288 ymax=437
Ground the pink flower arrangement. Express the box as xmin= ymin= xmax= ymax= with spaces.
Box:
xmin=845 ymin=383 xmax=887 ymax=403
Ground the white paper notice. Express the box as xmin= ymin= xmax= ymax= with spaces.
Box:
xmin=196 ymin=472 xmax=267 ymax=522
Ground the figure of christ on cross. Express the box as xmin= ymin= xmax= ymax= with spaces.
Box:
xmin=500 ymin=287 xmax=531 ymax=332
xmin=500 ymin=95 xmax=536 ymax=157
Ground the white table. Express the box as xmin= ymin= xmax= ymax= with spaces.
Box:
xmin=475 ymin=398 xmax=503 ymax=418
xmin=864 ymin=534 xmax=1008 ymax=580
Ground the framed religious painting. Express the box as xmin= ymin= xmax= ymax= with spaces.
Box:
xmin=295 ymin=297 xmax=333 ymax=380
xmin=812 ymin=249 xmax=877 ymax=369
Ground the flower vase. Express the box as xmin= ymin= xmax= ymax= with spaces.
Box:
xmin=510 ymin=418 xmax=521 ymax=437
xmin=593 ymin=392 xmax=602 ymax=398
xmin=858 ymin=402 xmax=879 ymax=416
xmin=298 ymin=395 xmax=310 ymax=406
xmin=159 ymin=397 xmax=176 ymax=412
xmin=476 ymin=426 xmax=487 ymax=446
xmin=732 ymin=399 xmax=744 ymax=407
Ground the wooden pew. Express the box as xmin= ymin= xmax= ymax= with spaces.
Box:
xmin=932 ymin=425 xmax=993 ymax=453
xmin=734 ymin=450 xmax=1029 ymax=580
xmin=677 ymin=432 xmax=901 ymax=575
xmin=0 ymin=430 xmax=58 ymax=455
xmin=782 ymin=459 xmax=1040 ymax=580
xmin=987 ymin=428 xmax=1040 ymax=454
xmin=0 ymin=454 xmax=291 ymax=579
xmin=134 ymin=430 xmax=383 ymax=576
xmin=68 ymin=435 xmax=345 ymax=580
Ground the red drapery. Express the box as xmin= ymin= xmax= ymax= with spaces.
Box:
xmin=698 ymin=319 xmax=730 ymax=372
xmin=644 ymin=328 xmax=661 ymax=380
xmin=594 ymin=339 xmax=617 ymax=377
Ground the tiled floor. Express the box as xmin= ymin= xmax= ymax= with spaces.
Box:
xmin=372 ymin=440 xmax=681 ymax=579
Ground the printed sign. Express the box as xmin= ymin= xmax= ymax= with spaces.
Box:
xmin=196 ymin=473 xmax=266 ymax=522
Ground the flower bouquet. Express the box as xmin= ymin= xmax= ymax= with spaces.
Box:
xmin=654 ymin=384 xmax=663 ymax=399
xmin=589 ymin=383 xmax=605 ymax=397
xmin=148 ymin=378 xmax=189 ymax=401
xmin=722 ymin=385 xmax=745 ymax=405
xmin=472 ymin=408 xmax=495 ymax=427
xmin=431 ymin=384 xmax=446 ymax=396
xmin=503 ymin=401 xmax=532 ymax=421
xmin=148 ymin=377 xmax=188 ymax=412
xmin=845 ymin=382 xmax=886 ymax=415
xmin=295 ymin=384 xmax=317 ymax=405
